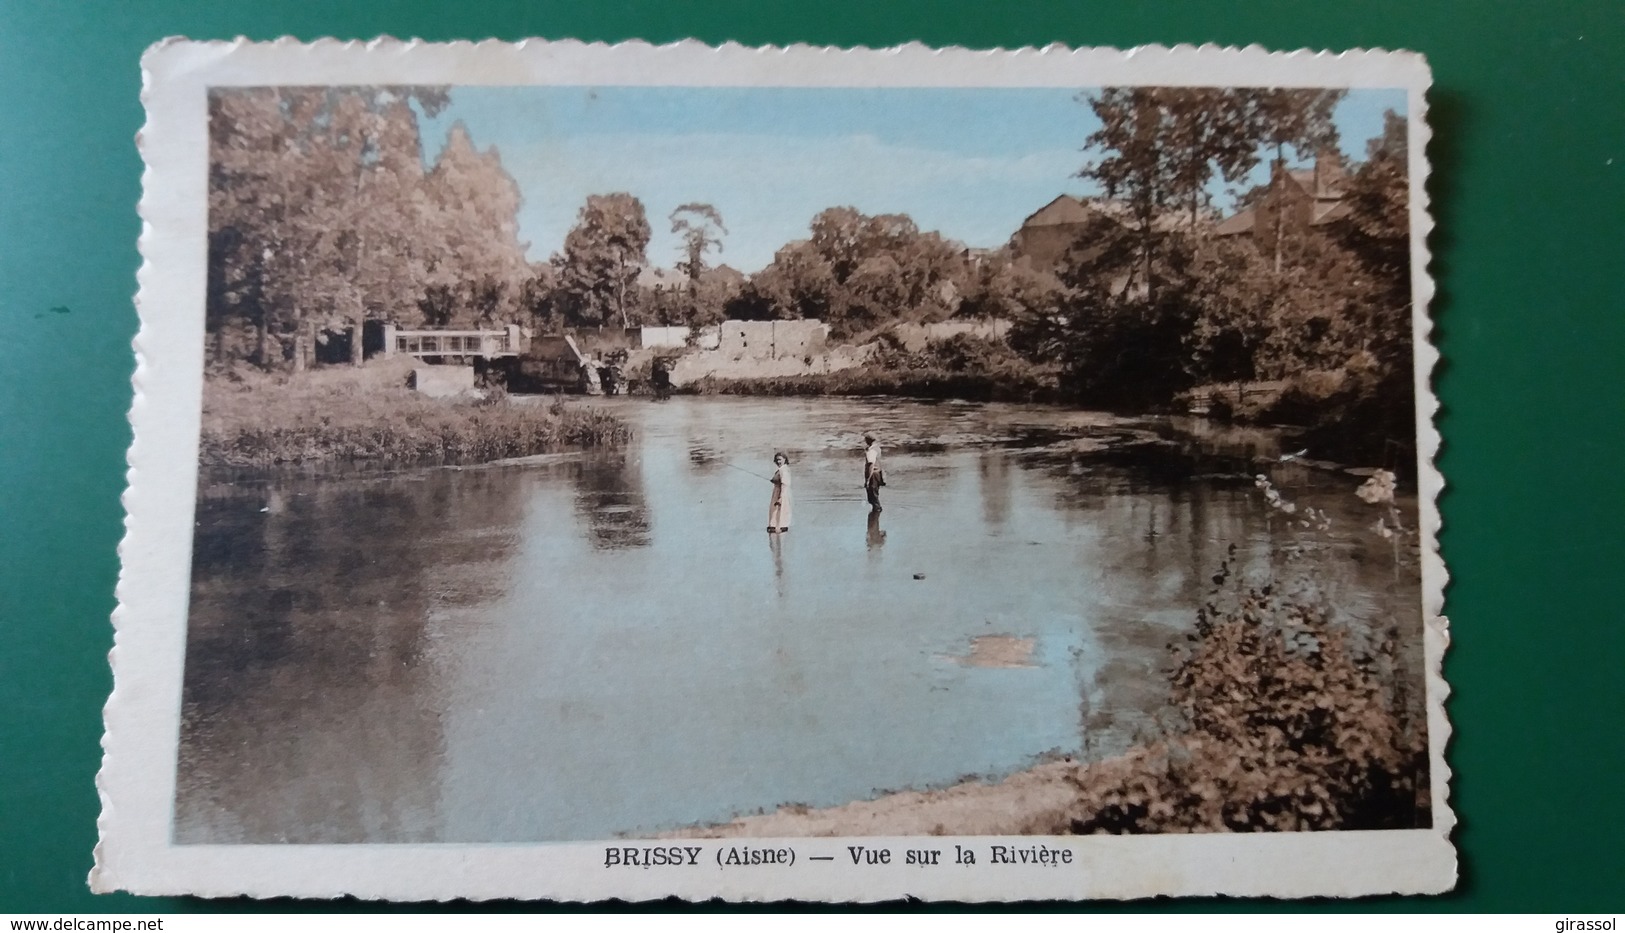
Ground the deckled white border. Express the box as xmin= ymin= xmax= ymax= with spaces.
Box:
xmin=96 ymin=37 xmax=1452 ymax=902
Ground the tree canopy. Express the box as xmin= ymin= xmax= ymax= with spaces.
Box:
xmin=1041 ymin=87 xmax=1413 ymax=453
xmin=670 ymin=203 xmax=728 ymax=283
xmin=207 ymin=87 xmax=538 ymax=363
xmin=548 ymin=193 xmax=652 ymax=329
xmin=208 ymin=82 xmax=1414 ymax=460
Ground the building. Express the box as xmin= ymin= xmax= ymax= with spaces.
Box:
xmin=1008 ymin=195 xmax=1183 ymax=272
xmin=1008 ymin=195 xmax=1104 ymax=270
xmin=1214 ymin=149 xmax=1350 ymax=256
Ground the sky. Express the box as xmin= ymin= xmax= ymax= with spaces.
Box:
xmin=417 ymin=87 xmax=1406 ymax=273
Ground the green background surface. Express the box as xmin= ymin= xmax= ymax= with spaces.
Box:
xmin=2 ymin=0 xmax=1621 ymax=913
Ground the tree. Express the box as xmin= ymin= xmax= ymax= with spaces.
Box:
xmin=670 ymin=203 xmax=728 ymax=284
xmin=665 ymin=203 xmax=731 ymax=328
xmin=1049 ymin=222 xmax=1203 ymax=406
xmin=1182 ymin=237 xmax=1281 ymax=386
xmin=1080 ymin=89 xmax=1189 ymax=302
xmin=964 ymin=253 xmax=1066 ymax=360
xmin=1079 ymin=87 xmax=1277 ymax=301
xmin=731 ymin=239 xmax=838 ymax=322
xmin=797 ymin=208 xmax=971 ymax=335
xmin=1032 ymin=86 xmax=1418 ymax=460
xmin=206 ymin=86 xmax=536 ymax=367
xmin=516 ymin=264 xmax=557 ymax=327
xmin=1161 ymin=88 xmax=1263 ymax=230
xmin=1337 ymin=109 xmax=1409 ymax=309
xmin=807 ymin=206 xmax=870 ymax=282
xmin=208 ymin=87 xmax=456 ymax=362
xmin=1244 ymin=89 xmax=1346 ymax=270
xmin=1321 ymin=109 xmax=1415 ymax=457
xmin=417 ymin=122 xmax=530 ymax=327
xmin=1246 ymin=88 xmax=1345 ymax=166
xmin=550 ymin=193 xmax=652 ymax=328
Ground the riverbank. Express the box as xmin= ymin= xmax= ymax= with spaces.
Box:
xmin=199 ymin=361 xmax=629 ymax=469
xmin=670 ymin=336 xmax=1407 ymax=467
xmin=658 ymin=755 xmax=1135 ymax=838
xmin=679 ymin=334 xmax=1062 ymax=403
xmin=682 ymin=368 xmax=1059 ymax=403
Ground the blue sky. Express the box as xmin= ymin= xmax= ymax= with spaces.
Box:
xmin=418 ymin=87 xmax=1405 ymax=272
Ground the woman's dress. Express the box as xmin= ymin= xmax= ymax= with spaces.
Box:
xmin=768 ymin=466 xmax=792 ymax=530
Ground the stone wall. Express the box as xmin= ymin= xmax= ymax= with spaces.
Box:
xmin=638 ymin=325 xmax=719 ymax=350
xmin=409 ymin=365 xmax=476 ymax=398
xmin=712 ymin=319 xmax=829 ymax=359
xmin=669 ymin=342 xmax=870 ymax=386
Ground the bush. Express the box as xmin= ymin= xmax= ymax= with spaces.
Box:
xmin=1065 ymin=555 xmax=1428 ymax=834
xmin=1260 ymin=353 xmax=1416 ymax=469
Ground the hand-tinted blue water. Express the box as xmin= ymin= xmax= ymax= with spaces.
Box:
xmin=175 ymin=396 xmax=1423 ymax=843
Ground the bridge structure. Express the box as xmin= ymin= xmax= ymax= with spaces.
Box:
xmin=381 ymin=324 xmax=524 ymax=360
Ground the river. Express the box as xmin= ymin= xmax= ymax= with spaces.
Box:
xmin=174 ymin=396 xmax=1424 ymax=843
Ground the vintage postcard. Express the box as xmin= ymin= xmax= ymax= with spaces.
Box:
xmin=96 ymin=38 xmax=1452 ymax=901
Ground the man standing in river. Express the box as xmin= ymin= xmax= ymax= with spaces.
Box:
xmin=862 ymin=432 xmax=883 ymax=511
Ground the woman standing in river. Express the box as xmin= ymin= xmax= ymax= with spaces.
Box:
xmin=767 ymin=453 xmax=792 ymax=533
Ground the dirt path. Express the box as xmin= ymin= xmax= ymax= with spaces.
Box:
xmin=657 ymin=752 xmax=1156 ymax=838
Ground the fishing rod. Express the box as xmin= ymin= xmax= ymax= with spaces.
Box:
xmin=722 ymin=461 xmax=774 ymax=482
xmin=723 ymin=460 xmax=919 ymax=508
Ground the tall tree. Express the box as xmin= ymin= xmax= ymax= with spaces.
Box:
xmin=206 ymin=85 xmax=557 ymax=367
xmin=1246 ymin=88 xmax=1346 ymax=165
xmin=1327 ymin=109 xmax=1415 ymax=454
xmin=550 ymin=193 xmax=651 ymax=328
xmin=1244 ymin=88 xmax=1346 ymax=270
xmin=669 ymin=203 xmax=728 ymax=285
xmin=792 ymin=208 xmax=970 ymax=335
xmin=247 ymin=90 xmax=448 ymax=342
xmin=666 ymin=203 xmax=730 ymax=328
xmin=418 ymin=122 xmax=530 ymax=327
xmin=731 ymin=239 xmax=838 ymax=322
xmin=1162 ymin=88 xmax=1262 ymax=229
xmin=1079 ymin=87 xmax=1271 ymax=298
xmin=1337 ymin=109 xmax=1409 ymax=302
xmin=807 ymin=206 xmax=870 ymax=283
xmin=1079 ymin=88 xmax=1183 ymax=301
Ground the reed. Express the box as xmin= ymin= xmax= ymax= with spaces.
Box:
xmin=199 ymin=364 xmax=631 ymax=468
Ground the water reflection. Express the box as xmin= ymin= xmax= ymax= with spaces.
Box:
xmin=976 ymin=451 xmax=1012 ymax=529
xmin=177 ymin=469 xmax=525 ymax=843
xmin=865 ymin=509 xmax=887 ymax=552
xmin=768 ymin=530 xmax=786 ymax=597
xmin=177 ymin=396 xmax=1425 ymax=843
xmin=569 ymin=451 xmax=652 ymax=550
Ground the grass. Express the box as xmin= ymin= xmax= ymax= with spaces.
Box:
xmin=199 ymin=361 xmax=630 ymax=469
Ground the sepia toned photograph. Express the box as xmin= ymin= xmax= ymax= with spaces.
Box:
xmin=99 ymin=40 xmax=1450 ymax=901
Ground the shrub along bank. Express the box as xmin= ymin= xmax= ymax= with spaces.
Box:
xmin=1058 ymin=549 xmax=1428 ymax=834
xmin=200 ymin=363 xmax=630 ymax=469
